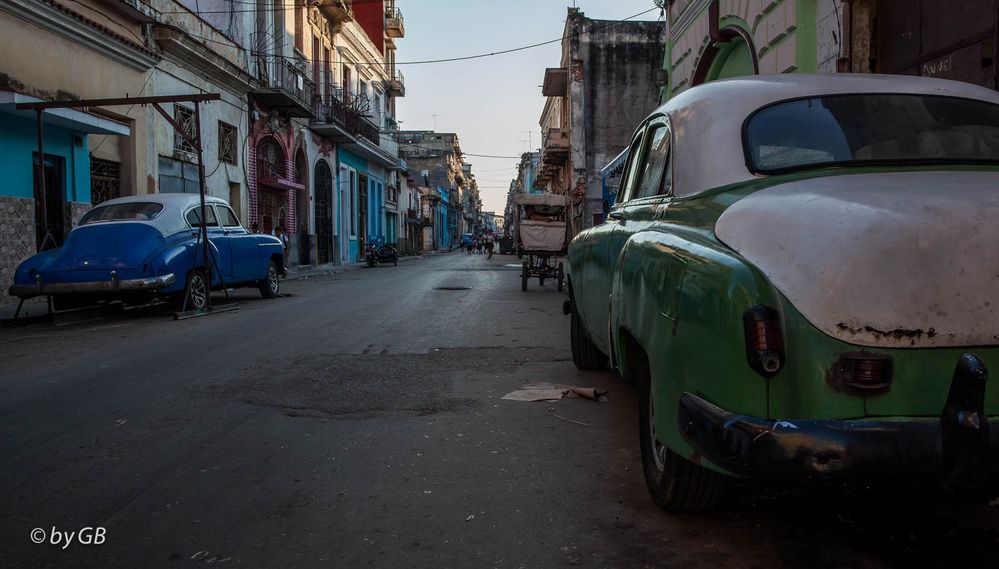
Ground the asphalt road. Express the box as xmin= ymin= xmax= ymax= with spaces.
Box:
xmin=2 ymin=252 xmax=997 ymax=568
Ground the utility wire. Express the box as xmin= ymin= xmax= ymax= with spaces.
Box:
xmin=164 ymin=6 xmax=660 ymax=67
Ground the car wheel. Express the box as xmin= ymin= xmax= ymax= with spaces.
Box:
xmin=521 ymin=261 xmax=529 ymax=291
xmin=182 ymin=270 xmax=209 ymax=311
xmin=570 ymin=302 xmax=608 ymax=370
xmin=258 ymin=261 xmax=280 ymax=299
xmin=636 ymin=357 xmax=725 ymax=512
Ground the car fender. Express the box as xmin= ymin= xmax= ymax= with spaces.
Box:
xmin=611 ymin=227 xmax=781 ymax=464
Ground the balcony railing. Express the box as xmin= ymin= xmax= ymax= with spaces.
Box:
xmin=385 ymin=7 xmax=405 ymax=38
xmin=313 ymin=85 xmax=381 ymax=144
xmin=542 ymin=127 xmax=569 ymax=164
xmin=253 ymin=56 xmax=315 ymax=117
xmin=386 ymin=68 xmax=405 ymax=97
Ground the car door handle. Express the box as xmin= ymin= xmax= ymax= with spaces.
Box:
xmin=608 ymin=211 xmax=623 ymax=221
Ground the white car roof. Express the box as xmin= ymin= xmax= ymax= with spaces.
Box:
xmin=86 ymin=194 xmax=232 ymax=236
xmin=661 ymin=73 xmax=999 ymax=197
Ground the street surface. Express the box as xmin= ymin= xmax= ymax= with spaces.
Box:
xmin=2 ymin=252 xmax=997 ymax=568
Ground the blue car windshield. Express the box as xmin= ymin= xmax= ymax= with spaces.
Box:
xmin=745 ymin=94 xmax=999 ymax=173
xmin=80 ymin=202 xmax=164 ymax=225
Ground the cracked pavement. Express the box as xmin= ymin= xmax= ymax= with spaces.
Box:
xmin=1 ymin=252 xmax=997 ymax=568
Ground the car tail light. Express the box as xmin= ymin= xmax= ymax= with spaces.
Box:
xmin=743 ymin=305 xmax=783 ymax=376
xmin=833 ymin=354 xmax=893 ymax=393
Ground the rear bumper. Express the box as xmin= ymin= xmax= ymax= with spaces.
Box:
xmin=678 ymin=353 xmax=996 ymax=489
xmin=9 ymin=273 xmax=176 ymax=299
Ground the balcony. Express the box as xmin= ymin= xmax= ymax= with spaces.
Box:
xmin=252 ymin=56 xmax=315 ymax=117
xmin=316 ymin=0 xmax=352 ymax=24
xmin=312 ymin=87 xmax=396 ymax=168
xmin=542 ymin=128 xmax=569 ymax=164
xmin=386 ymin=69 xmax=405 ymax=97
xmin=385 ymin=7 xmax=405 ymax=38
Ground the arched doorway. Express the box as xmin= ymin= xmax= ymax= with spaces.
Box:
xmin=692 ymin=27 xmax=759 ymax=86
xmin=256 ymin=137 xmax=286 ymax=234
xmin=314 ymin=161 xmax=333 ymax=265
xmin=707 ymin=37 xmax=755 ymax=80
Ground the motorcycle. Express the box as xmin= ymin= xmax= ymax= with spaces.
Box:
xmin=365 ymin=242 xmax=398 ymax=267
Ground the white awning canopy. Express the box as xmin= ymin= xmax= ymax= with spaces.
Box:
xmin=0 ymin=91 xmax=130 ymax=136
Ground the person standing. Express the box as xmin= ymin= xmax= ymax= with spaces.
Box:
xmin=273 ymin=225 xmax=290 ymax=270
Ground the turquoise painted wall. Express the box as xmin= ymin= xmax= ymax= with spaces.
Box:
xmin=0 ymin=112 xmax=90 ymax=202
xmin=337 ymin=148 xmax=367 ymax=263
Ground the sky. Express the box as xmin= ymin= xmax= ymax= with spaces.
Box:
xmin=393 ymin=0 xmax=663 ymax=213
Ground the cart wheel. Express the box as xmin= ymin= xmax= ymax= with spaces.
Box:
xmin=521 ymin=261 xmax=529 ymax=291
xmin=557 ymin=262 xmax=564 ymax=292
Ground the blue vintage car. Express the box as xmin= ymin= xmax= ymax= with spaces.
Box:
xmin=9 ymin=194 xmax=286 ymax=310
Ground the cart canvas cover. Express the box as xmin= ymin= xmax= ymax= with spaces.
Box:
xmin=519 ymin=220 xmax=566 ymax=251
xmin=515 ymin=194 xmax=568 ymax=208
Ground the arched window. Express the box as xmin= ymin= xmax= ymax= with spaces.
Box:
xmin=256 ymin=138 xmax=284 ymax=180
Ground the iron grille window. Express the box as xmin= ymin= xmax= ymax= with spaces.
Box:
xmin=174 ymin=105 xmax=196 ymax=155
xmin=218 ymin=121 xmax=238 ymax=165
xmin=90 ymin=158 xmax=121 ymax=205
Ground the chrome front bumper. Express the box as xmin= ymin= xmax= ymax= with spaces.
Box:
xmin=8 ymin=273 xmax=176 ymax=299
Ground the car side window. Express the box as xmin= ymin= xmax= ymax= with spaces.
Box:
xmin=186 ymin=206 xmax=219 ymax=228
xmin=617 ymin=129 xmax=647 ymax=204
xmin=217 ymin=205 xmax=241 ymax=228
xmin=634 ymin=125 xmax=672 ymax=199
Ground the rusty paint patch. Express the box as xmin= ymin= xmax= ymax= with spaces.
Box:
xmin=836 ymin=323 xmax=937 ymax=346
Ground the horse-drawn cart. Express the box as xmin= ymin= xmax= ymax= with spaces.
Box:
xmin=515 ymin=194 xmax=568 ymax=291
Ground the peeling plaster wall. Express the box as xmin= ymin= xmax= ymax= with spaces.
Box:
xmin=569 ymin=12 xmax=665 ymax=234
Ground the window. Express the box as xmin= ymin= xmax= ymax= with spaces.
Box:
xmin=217 ymin=205 xmax=242 ymax=227
xmin=218 ymin=121 xmax=238 ymax=165
xmin=186 ymin=206 xmax=219 ymax=228
xmin=158 ymin=156 xmax=200 ymax=194
xmin=634 ymin=125 xmax=672 ymax=199
xmin=90 ymin=158 xmax=121 ymax=205
xmin=616 ymin=131 xmax=647 ymax=203
xmin=80 ymin=202 xmax=164 ymax=225
xmin=174 ymin=105 xmax=196 ymax=155
xmin=745 ymin=94 xmax=999 ymax=173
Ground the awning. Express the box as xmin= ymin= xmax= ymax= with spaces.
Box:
xmin=0 ymin=91 xmax=130 ymax=136
xmin=600 ymin=147 xmax=629 ymax=179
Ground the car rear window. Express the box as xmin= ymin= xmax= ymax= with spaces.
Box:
xmin=745 ymin=94 xmax=999 ymax=173
xmin=79 ymin=202 xmax=164 ymax=225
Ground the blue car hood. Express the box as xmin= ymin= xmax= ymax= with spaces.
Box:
xmin=45 ymin=223 xmax=166 ymax=271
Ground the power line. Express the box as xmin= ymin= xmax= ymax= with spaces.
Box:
xmin=163 ymin=6 xmax=661 ymax=67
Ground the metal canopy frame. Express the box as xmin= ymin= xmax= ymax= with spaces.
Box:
xmin=15 ymin=93 xmax=235 ymax=319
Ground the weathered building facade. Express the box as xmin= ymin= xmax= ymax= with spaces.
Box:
xmin=394 ymin=130 xmax=464 ymax=250
xmin=664 ymin=0 xmax=998 ymax=99
xmin=535 ymin=8 xmax=665 ymax=236
xmin=0 ymin=0 xmax=159 ymax=298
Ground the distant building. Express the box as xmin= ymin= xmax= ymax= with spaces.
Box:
xmin=536 ymin=8 xmax=666 ymax=237
xmin=393 ymin=131 xmax=464 ymax=249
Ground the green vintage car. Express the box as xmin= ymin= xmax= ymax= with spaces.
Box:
xmin=566 ymin=74 xmax=999 ymax=512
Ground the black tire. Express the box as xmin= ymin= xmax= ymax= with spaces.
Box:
xmin=636 ymin=356 xmax=725 ymax=512
xmin=557 ymin=263 xmax=564 ymax=292
xmin=258 ymin=260 xmax=280 ymax=299
xmin=570 ymin=303 xmax=608 ymax=370
xmin=521 ymin=261 xmax=529 ymax=291
xmin=181 ymin=270 xmax=209 ymax=311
